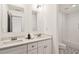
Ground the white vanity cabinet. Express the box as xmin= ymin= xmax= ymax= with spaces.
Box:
xmin=28 ymin=42 xmax=38 ymax=54
xmin=0 ymin=44 xmax=28 ymax=54
xmin=27 ymin=38 xmax=52 ymax=54
xmin=0 ymin=37 xmax=52 ymax=54
xmin=38 ymin=39 xmax=52 ymax=54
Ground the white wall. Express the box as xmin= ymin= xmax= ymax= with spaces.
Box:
xmin=1 ymin=5 xmax=8 ymax=32
xmin=57 ymin=11 xmax=63 ymax=42
xmin=24 ymin=4 xmax=33 ymax=33
xmin=32 ymin=11 xmax=37 ymax=32
xmin=67 ymin=12 xmax=79 ymax=44
xmin=45 ymin=5 xmax=59 ymax=53
xmin=37 ymin=6 xmax=46 ymax=32
xmin=0 ymin=5 xmax=2 ymax=33
xmin=37 ymin=4 xmax=59 ymax=53
xmin=62 ymin=13 xmax=67 ymax=43
xmin=57 ymin=8 xmax=68 ymax=44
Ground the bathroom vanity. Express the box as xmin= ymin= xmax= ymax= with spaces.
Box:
xmin=0 ymin=34 xmax=52 ymax=54
xmin=0 ymin=4 xmax=54 ymax=54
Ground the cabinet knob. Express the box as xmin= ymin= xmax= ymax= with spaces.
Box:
xmin=44 ymin=46 xmax=47 ymax=48
xmin=32 ymin=45 xmax=34 ymax=48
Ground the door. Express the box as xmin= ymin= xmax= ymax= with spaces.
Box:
xmin=0 ymin=45 xmax=27 ymax=54
xmin=38 ymin=39 xmax=51 ymax=54
xmin=43 ymin=39 xmax=51 ymax=54
xmin=38 ymin=41 xmax=44 ymax=54
xmin=28 ymin=42 xmax=38 ymax=54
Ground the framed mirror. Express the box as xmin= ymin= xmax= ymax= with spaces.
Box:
xmin=1 ymin=4 xmax=25 ymax=33
xmin=0 ymin=4 xmax=38 ymax=34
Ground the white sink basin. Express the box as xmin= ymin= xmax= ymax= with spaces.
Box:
xmin=0 ymin=40 xmax=23 ymax=45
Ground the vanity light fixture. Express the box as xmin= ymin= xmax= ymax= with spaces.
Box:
xmin=32 ymin=4 xmax=43 ymax=12
xmin=32 ymin=4 xmax=42 ymax=9
xmin=36 ymin=5 xmax=41 ymax=8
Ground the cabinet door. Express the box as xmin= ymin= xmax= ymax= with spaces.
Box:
xmin=0 ymin=44 xmax=27 ymax=54
xmin=38 ymin=41 xmax=44 ymax=54
xmin=43 ymin=39 xmax=51 ymax=54
xmin=28 ymin=42 xmax=37 ymax=51
xmin=38 ymin=39 xmax=51 ymax=54
xmin=28 ymin=42 xmax=38 ymax=54
xmin=28 ymin=49 xmax=37 ymax=54
xmin=38 ymin=46 xmax=44 ymax=54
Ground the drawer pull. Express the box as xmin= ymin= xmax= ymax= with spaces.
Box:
xmin=32 ymin=45 xmax=34 ymax=48
xmin=44 ymin=46 xmax=48 ymax=48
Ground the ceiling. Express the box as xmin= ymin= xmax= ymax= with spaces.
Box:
xmin=59 ymin=4 xmax=79 ymax=14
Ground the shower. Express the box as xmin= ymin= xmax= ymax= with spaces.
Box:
xmin=58 ymin=4 xmax=79 ymax=54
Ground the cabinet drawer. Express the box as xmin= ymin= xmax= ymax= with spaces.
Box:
xmin=28 ymin=42 xmax=37 ymax=51
xmin=38 ymin=39 xmax=51 ymax=47
xmin=38 ymin=41 xmax=44 ymax=47
xmin=44 ymin=39 xmax=51 ymax=46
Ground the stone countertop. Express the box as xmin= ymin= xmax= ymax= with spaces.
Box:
xmin=0 ymin=34 xmax=52 ymax=49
